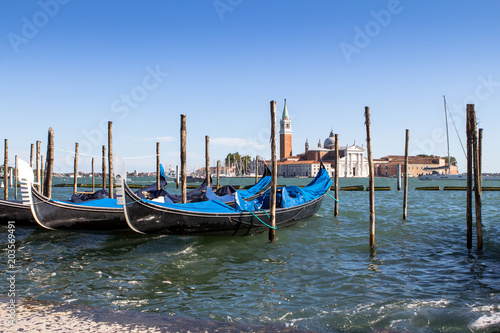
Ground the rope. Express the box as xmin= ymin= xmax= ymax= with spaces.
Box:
xmin=54 ymin=148 xmax=100 ymax=158
xmin=55 ymin=148 xmax=157 ymax=160
xmin=242 ymin=209 xmax=277 ymax=230
xmin=446 ymin=104 xmax=467 ymax=159
xmin=122 ymin=155 xmax=157 ymax=160
xmin=327 ymin=190 xmax=339 ymax=202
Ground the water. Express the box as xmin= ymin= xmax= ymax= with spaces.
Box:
xmin=2 ymin=177 xmax=500 ymax=332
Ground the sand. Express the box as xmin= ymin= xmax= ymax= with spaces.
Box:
xmin=0 ymin=296 xmax=313 ymax=333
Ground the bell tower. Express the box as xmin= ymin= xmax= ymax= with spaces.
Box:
xmin=279 ymin=99 xmax=292 ymax=160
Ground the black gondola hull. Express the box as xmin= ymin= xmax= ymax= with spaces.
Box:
xmin=123 ymin=183 xmax=325 ymax=236
xmin=30 ymin=187 xmax=127 ymax=231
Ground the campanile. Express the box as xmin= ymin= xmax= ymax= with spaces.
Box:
xmin=279 ymin=99 xmax=292 ymax=160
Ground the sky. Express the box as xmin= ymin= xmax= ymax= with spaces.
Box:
xmin=1 ymin=0 xmax=500 ymax=174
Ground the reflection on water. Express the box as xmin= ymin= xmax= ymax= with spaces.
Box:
xmin=2 ymin=177 xmax=500 ymax=332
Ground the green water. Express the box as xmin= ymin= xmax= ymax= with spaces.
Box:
xmin=1 ymin=177 xmax=500 ymax=332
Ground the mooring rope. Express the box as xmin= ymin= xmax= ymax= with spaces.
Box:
xmin=327 ymin=190 xmax=339 ymax=202
xmin=242 ymin=209 xmax=277 ymax=230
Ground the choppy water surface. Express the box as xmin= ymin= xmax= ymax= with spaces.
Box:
xmin=2 ymin=177 xmax=500 ymax=332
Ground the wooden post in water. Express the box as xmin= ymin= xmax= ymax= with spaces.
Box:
xmin=180 ymin=114 xmax=187 ymax=203
xmin=216 ymin=160 xmax=220 ymax=189
xmin=14 ymin=156 xmax=18 ymax=200
xmin=91 ymin=158 xmax=95 ymax=192
xmin=397 ymin=165 xmax=401 ymax=191
xmin=205 ymin=135 xmax=210 ymax=188
xmin=255 ymin=157 xmax=259 ymax=184
xmin=43 ymin=127 xmax=55 ymax=198
xmin=334 ymin=134 xmax=339 ymax=217
xmin=102 ymin=145 xmax=106 ymax=190
xmin=403 ymin=129 xmax=409 ymax=220
xmin=479 ymin=128 xmax=483 ymax=180
xmin=73 ymin=142 xmax=79 ymax=195
xmin=176 ymin=165 xmax=179 ymax=189
xmin=40 ymin=155 xmax=44 ymax=194
xmin=470 ymin=106 xmax=482 ymax=250
xmin=4 ymin=139 xmax=8 ymax=200
xmin=269 ymin=100 xmax=277 ymax=242
xmin=30 ymin=143 xmax=34 ymax=169
xmin=36 ymin=141 xmax=41 ymax=192
xmin=108 ymin=121 xmax=113 ymax=199
xmin=156 ymin=142 xmax=161 ymax=190
xmin=9 ymin=165 xmax=13 ymax=188
xmin=466 ymin=105 xmax=473 ymax=250
xmin=364 ymin=107 xmax=375 ymax=252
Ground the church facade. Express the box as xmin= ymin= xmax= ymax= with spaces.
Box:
xmin=277 ymin=101 xmax=369 ymax=178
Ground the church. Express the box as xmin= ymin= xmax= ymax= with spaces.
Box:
xmin=277 ymin=100 xmax=369 ymax=178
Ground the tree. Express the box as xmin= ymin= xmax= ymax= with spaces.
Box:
xmin=444 ymin=156 xmax=457 ymax=166
xmin=241 ymin=155 xmax=252 ymax=174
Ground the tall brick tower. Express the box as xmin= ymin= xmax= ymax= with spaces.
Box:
xmin=279 ymin=99 xmax=292 ymax=160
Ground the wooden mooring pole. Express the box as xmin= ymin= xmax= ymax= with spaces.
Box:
xmin=102 ymin=145 xmax=107 ymax=191
xmin=364 ymin=107 xmax=375 ymax=252
xmin=470 ymin=105 xmax=482 ymax=250
xmin=40 ymin=155 xmax=44 ymax=195
xmin=43 ymin=127 xmax=55 ymax=198
xmin=36 ymin=140 xmax=41 ymax=192
xmin=30 ymin=143 xmax=34 ymax=169
xmin=180 ymin=114 xmax=187 ymax=203
xmin=269 ymin=100 xmax=277 ymax=242
xmin=479 ymin=128 xmax=483 ymax=177
xmin=403 ymin=129 xmax=409 ymax=220
xmin=4 ymin=139 xmax=8 ymax=200
xmin=216 ymin=160 xmax=220 ymax=189
xmin=397 ymin=165 xmax=401 ymax=191
xmin=102 ymin=145 xmax=106 ymax=190
xmin=108 ymin=121 xmax=113 ymax=199
xmin=334 ymin=134 xmax=339 ymax=217
xmin=205 ymin=135 xmax=210 ymax=188
xmin=74 ymin=142 xmax=79 ymax=195
xmin=255 ymin=157 xmax=259 ymax=184
xmin=176 ymin=165 xmax=179 ymax=189
xmin=91 ymin=158 xmax=95 ymax=193
xmin=466 ymin=105 xmax=473 ymax=250
xmin=14 ymin=156 xmax=18 ymax=200
xmin=156 ymin=142 xmax=161 ymax=190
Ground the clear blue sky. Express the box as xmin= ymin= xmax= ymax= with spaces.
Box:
xmin=1 ymin=0 xmax=500 ymax=173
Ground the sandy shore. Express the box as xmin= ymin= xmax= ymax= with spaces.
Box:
xmin=0 ymin=296 xmax=313 ymax=333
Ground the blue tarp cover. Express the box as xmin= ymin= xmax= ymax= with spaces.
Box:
xmin=235 ymin=168 xmax=331 ymax=210
xmin=234 ymin=191 xmax=264 ymax=211
xmin=55 ymin=198 xmax=122 ymax=208
xmin=237 ymin=176 xmax=271 ymax=198
xmin=143 ymin=197 xmax=238 ymax=213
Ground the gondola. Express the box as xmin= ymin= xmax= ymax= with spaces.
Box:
xmin=16 ymin=159 xmax=127 ymax=231
xmin=17 ymin=159 xmax=167 ymax=231
xmin=121 ymin=164 xmax=332 ymax=236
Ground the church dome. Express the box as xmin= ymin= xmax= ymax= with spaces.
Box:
xmin=323 ymin=130 xmax=335 ymax=149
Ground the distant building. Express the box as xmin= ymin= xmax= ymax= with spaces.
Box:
xmin=279 ymin=99 xmax=293 ymax=160
xmin=374 ymin=155 xmax=458 ymax=177
xmin=276 ymin=101 xmax=369 ymax=177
